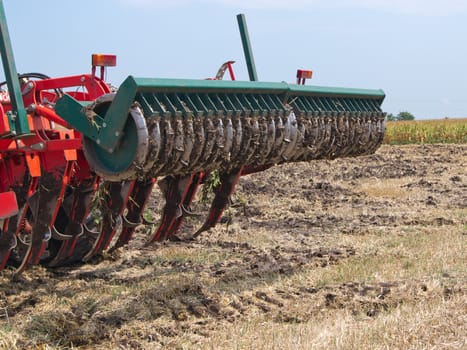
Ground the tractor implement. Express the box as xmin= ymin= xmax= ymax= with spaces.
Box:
xmin=55 ymin=77 xmax=385 ymax=179
xmin=0 ymin=0 xmax=385 ymax=274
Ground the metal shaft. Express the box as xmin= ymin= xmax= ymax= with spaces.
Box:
xmin=237 ymin=14 xmax=258 ymax=82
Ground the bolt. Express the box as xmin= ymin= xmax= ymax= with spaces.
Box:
xmin=115 ymin=131 xmax=120 ymax=137
xmin=80 ymin=76 xmax=85 ymax=83
xmin=102 ymin=122 xmax=107 ymax=128
xmin=96 ymin=139 xmax=101 ymax=145
xmin=26 ymin=104 xmax=37 ymax=113
xmin=31 ymin=142 xmax=45 ymax=151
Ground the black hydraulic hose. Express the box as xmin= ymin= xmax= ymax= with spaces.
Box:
xmin=0 ymin=72 xmax=63 ymax=95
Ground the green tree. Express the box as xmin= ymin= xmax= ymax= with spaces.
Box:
xmin=386 ymin=113 xmax=397 ymax=121
xmin=386 ymin=111 xmax=415 ymax=121
xmin=397 ymin=111 xmax=415 ymax=121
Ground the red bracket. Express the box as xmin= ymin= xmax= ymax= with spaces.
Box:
xmin=0 ymin=191 xmax=18 ymax=219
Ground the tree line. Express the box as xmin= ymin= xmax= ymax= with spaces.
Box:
xmin=386 ymin=111 xmax=415 ymax=121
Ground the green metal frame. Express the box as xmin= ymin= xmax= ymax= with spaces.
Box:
xmin=55 ymin=75 xmax=385 ymax=153
xmin=237 ymin=14 xmax=258 ymax=82
xmin=0 ymin=0 xmax=30 ymax=135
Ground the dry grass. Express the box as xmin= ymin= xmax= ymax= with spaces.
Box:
xmin=200 ymin=223 xmax=467 ymax=349
xmin=285 ymin=225 xmax=465 ymax=285
xmin=2 ymin=225 xmax=464 ymax=350
xmin=357 ymin=178 xmax=411 ymax=199
xmin=202 ymin=291 xmax=466 ymax=350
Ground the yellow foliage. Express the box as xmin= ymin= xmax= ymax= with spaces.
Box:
xmin=383 ymin=118 xmax=467 ymax=144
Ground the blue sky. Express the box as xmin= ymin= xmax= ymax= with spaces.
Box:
xmin=2 ymin=0 xmax=467 ymax=119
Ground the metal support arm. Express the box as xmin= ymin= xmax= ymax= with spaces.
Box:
xmin=0 ymin=0 xmax=30 ymax=135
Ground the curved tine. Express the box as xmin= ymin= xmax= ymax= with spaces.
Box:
xmin=46 ymin=177 xmax=98 ymax=267
xmin=51 ymin=225 xmax=74 ymax=241
xmin=145 ymin=176 xmax=180 ymax=244
xmin=160 ymin=172 xmax=204 ymax=240
xmin=15 ymin=166 xmax=68 ymax=273
xmin=193 ymin=168 xmax=242 ymax=239
xmin=123 ymin=215 xmax=142 ymax=228
xmin=46 ymin=224 xmax=85 ymax=267
xmin=83 ymin=222 xmax=101 ymax=236
xmin=104 ymin=215 xmax=123 ymax=253
xmin=83 ymin=181 xmax=134 ymax=261
xmin=57 ymin=228 xmax=100 ymax=266
xmin=111 ymin=213 xmax=144 ymax=250
xmin=163 ymin=174 xmax=201 ymax=240
xmin=83 ymin=213 xmax=119 ymax=261
xmin=109 ymin=179 xmax=155 ymax=251
xmin=59 ymin=221 xmax=101 ymax=264
xmin=11 ymin=205 xmax=31 ymax=263
xmin=146 ymin=175 xmax=193 ymax=243
xmin=145 ymin=213 xmax=171 ymax=243
xmin=181 ymin=204 xmax=202 ymax=217
xmin=15 ymin=226 xmax=51 ymax=274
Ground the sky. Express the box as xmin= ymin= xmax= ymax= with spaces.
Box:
xmin=1 ymin=0 xmax=467 ymax=119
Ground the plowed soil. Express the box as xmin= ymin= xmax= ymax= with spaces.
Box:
xmin=1 ymin=144 xmax=466 ymax=349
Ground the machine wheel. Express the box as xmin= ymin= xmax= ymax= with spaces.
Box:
xmin=82 ymin=94 xmax=149 ymax=181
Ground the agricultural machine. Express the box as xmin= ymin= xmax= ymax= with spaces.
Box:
xmin=0 ymin=2 xmax=385 ymax=274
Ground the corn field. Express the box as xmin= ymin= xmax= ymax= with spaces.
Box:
xmin=383 ymin=118 xmax=467 ymax=144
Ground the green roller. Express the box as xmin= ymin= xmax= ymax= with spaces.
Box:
xmin=55 ymin=76 xmax=385 ymax=181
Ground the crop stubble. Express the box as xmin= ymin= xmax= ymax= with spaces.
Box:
xmin=0 ymin=144 xmax=466 ymax=349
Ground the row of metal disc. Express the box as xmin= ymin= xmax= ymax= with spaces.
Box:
xmin=131 ymin=109 xmax=386 ymax=180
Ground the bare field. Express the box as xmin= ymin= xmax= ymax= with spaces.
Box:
xmin=1 ymin=144 xmax=466 ymax=349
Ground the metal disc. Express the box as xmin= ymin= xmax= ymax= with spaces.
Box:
xmin=82 ymin=94 xmax=149 ymax=181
